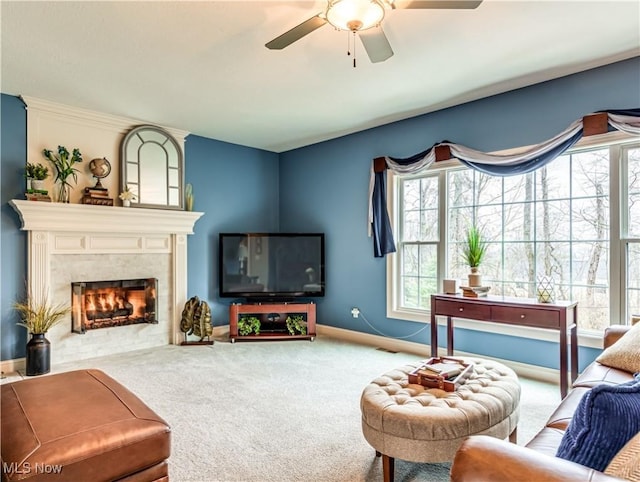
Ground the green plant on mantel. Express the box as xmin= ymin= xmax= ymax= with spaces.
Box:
xmin=238 ymin=316 xmax=261 ymax=336
xmin=285 ymin=315 xmax=307 ymax=336
xmin=26 ymin=162 xmax=49 ymax=180
xmin=43 ymin=146 xmax=83 ymax=202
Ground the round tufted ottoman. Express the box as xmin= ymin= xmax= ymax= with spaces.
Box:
xmin=360 ymin=357 xmax=520 ymax=482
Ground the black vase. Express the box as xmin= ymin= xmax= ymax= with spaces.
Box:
xmin=26 ymin=333 xmax=51 ymax=376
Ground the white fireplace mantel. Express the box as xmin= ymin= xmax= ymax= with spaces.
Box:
xmin=10 ymin=199 xmax=204 ymax=353
xmin=10 ymin=200 xmax=203 ymax=234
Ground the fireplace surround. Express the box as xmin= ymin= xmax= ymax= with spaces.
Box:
xmin=10 ymin=200 xmax=203 ymax=364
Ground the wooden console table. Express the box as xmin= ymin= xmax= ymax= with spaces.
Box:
xmin=430 ymin=294 xmax=578 ymax=398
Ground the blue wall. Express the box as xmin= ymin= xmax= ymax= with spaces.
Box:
xmin=2 ymin=57 xmax=639 ymax=369
xmin=1 ymin=95 xmax=28 ymax=360
xmin=185 ymin=135 xmax=279 ymax=324
xmin=278 ymin=56 xmax=640 ymax=371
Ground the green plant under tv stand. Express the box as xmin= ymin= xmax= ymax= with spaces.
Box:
xmin=229 ymin=301 xmax=316 ymax=342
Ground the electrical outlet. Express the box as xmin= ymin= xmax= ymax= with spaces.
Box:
xmin=351 ymin=307 xmax=360 ymax=318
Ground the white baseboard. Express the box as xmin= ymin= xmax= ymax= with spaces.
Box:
xmin=212 ymin=325 xmax=229 ymax=338
xmin=316 ymin=324 xmax=560 ymax=385
xmin=1 ymin=324 xmax=559 ymax=385
xmin=1 ymin=357 xmax=25 ymax=375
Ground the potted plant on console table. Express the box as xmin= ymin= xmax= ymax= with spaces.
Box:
xmin=462 ymin=225 xmax=487 ymax=289
xmin=14 ymin=291 xmax=70 ymax=376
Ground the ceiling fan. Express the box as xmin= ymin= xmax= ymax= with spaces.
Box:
xmin=265 ymin=0 xmax=482 ymax=64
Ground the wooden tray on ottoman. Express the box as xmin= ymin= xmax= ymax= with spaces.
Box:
xmin=408 ymin=356 xmax=474 ymax=392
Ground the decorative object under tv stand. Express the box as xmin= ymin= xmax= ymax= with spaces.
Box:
xmin=229 ymin=301 xmax=316 ymax=342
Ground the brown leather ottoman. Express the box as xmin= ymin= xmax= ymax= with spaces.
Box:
xmin=1 ymin=369 xmax=170 ymax=482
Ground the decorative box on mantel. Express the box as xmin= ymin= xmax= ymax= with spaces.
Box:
xmin=9 ymin=199 xmax=204 ymax=347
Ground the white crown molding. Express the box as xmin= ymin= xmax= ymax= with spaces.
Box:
xmin=10 ymin=200 xmax=203 ymax=235
xmin=20 ymin=95 xmax=190 ymax=140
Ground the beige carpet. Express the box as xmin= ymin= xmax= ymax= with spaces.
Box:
xmin=33 ymin=336 xmax=560 ymax=481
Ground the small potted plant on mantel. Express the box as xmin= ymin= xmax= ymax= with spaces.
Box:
xmin=462 ymin=225 xmax=487 ymax=288
xmin=14 ymin=290 xmax=70 ymax=376
xmin=25 ymin=162 xmax=49 ymax=191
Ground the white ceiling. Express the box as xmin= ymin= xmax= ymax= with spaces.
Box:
xmin=2 ymin=1 xmax=639 ymax=153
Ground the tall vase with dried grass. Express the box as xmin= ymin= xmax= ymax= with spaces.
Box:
xmin=462 ymin=225 xmax=487 ymax=287
xmin=14 ymin=292 xmax=70 ymax=376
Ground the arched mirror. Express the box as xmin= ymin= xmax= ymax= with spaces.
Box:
xmin=121 ymin=125 xmax=184 ymax=210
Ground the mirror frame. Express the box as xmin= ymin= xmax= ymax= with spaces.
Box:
xmin=120 ymin=125 xmax=184 ymax=210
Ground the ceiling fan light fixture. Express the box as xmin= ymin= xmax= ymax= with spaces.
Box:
xmin=326 ymin=0 xmax=386 ymax=32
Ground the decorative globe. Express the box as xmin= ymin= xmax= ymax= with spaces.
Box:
xmin=89 ymin=157 xmax=111 ymax=179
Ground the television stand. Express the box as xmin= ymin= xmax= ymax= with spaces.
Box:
xmin=229 ymin=301 xmax=316 ymax=343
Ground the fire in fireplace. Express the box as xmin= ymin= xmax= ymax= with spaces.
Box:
xmin=71 ymin=278 xmax=158 ymax=333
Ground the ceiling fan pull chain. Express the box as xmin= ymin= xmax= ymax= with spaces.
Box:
xmin=353 ymin=31 xmax=357 ymax=68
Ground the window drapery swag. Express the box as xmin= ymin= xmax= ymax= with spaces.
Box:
xmin=369 ymin=109 xmax=640 ymax=257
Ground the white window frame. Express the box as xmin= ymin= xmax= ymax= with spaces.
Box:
xmin=386 ymin=132 xmax=639 ymax=349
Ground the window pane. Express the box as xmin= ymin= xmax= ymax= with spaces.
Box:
xmin=503 ymin=174 xmax=530 ymax=204
xmin=401 ymin=243 xmax=437 ymax=310
xmin=402 ymin=177 xmax=438 ymax=242
xmin=501 ymin=281 xmax=532 ymax=299
xmin=572 ymin=197 xmax=609 ymax=241
xmin=538 ymin=156 xmax=571 ymax=200
xmin=536 ymin=200 xmax=571 ymax=240
xmin=627 ymin=242 xmax=640 ymax=323
xmin=481 ymin=242 xmax=502 ymax=285
xmin=448 ymin=170 xmax=474 ymax=207
xmin=403 ymin=244 xmax=418 ymax=276
xmin=504 ymin=202 xmax=531 ymax=242
xmin=477 ymin=174 xmax=502 ymax=206
xmin=477 ymin=205 xmax=502 ymax=241
xmin=404 ymin=179 xmax=420 ymax=210
xmin=627 ymin=147 xmax=640 ymax=237
xmin=504 ymin=242 xmax=533 ymax=281
xmin=421 ymin=209 xmax=438 ymax=240
xmin=572 ymin=285 xmax=609 ymax=332
xmin=399 ymin=173 xmax=439 ymax=311
xmin=570 ymin=241 xmax=609 ymax=285
xmin=535 ymin=242 xmax=571 ymax=299
xmin=403 ymin=210 xmax=420 ymax=241
xmin=571 ymin=148 xmax=609 ymax=199
xmin=448 ymin=206 xmax=473 ymax=246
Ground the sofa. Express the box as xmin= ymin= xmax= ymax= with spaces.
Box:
xmin=450 ymin=324 xmax=640 ymax=482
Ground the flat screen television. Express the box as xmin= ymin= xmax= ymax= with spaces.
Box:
xmin=219 ymin=233 xmax=325 ymax=300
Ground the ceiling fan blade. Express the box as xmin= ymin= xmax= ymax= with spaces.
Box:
xmin=359 ymin=27 xmax=394 ymax=63
xmin=265 ymin=14 xmax=327 ymax=50
xmin=390 ymin=0 xmax=482 ymax=9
